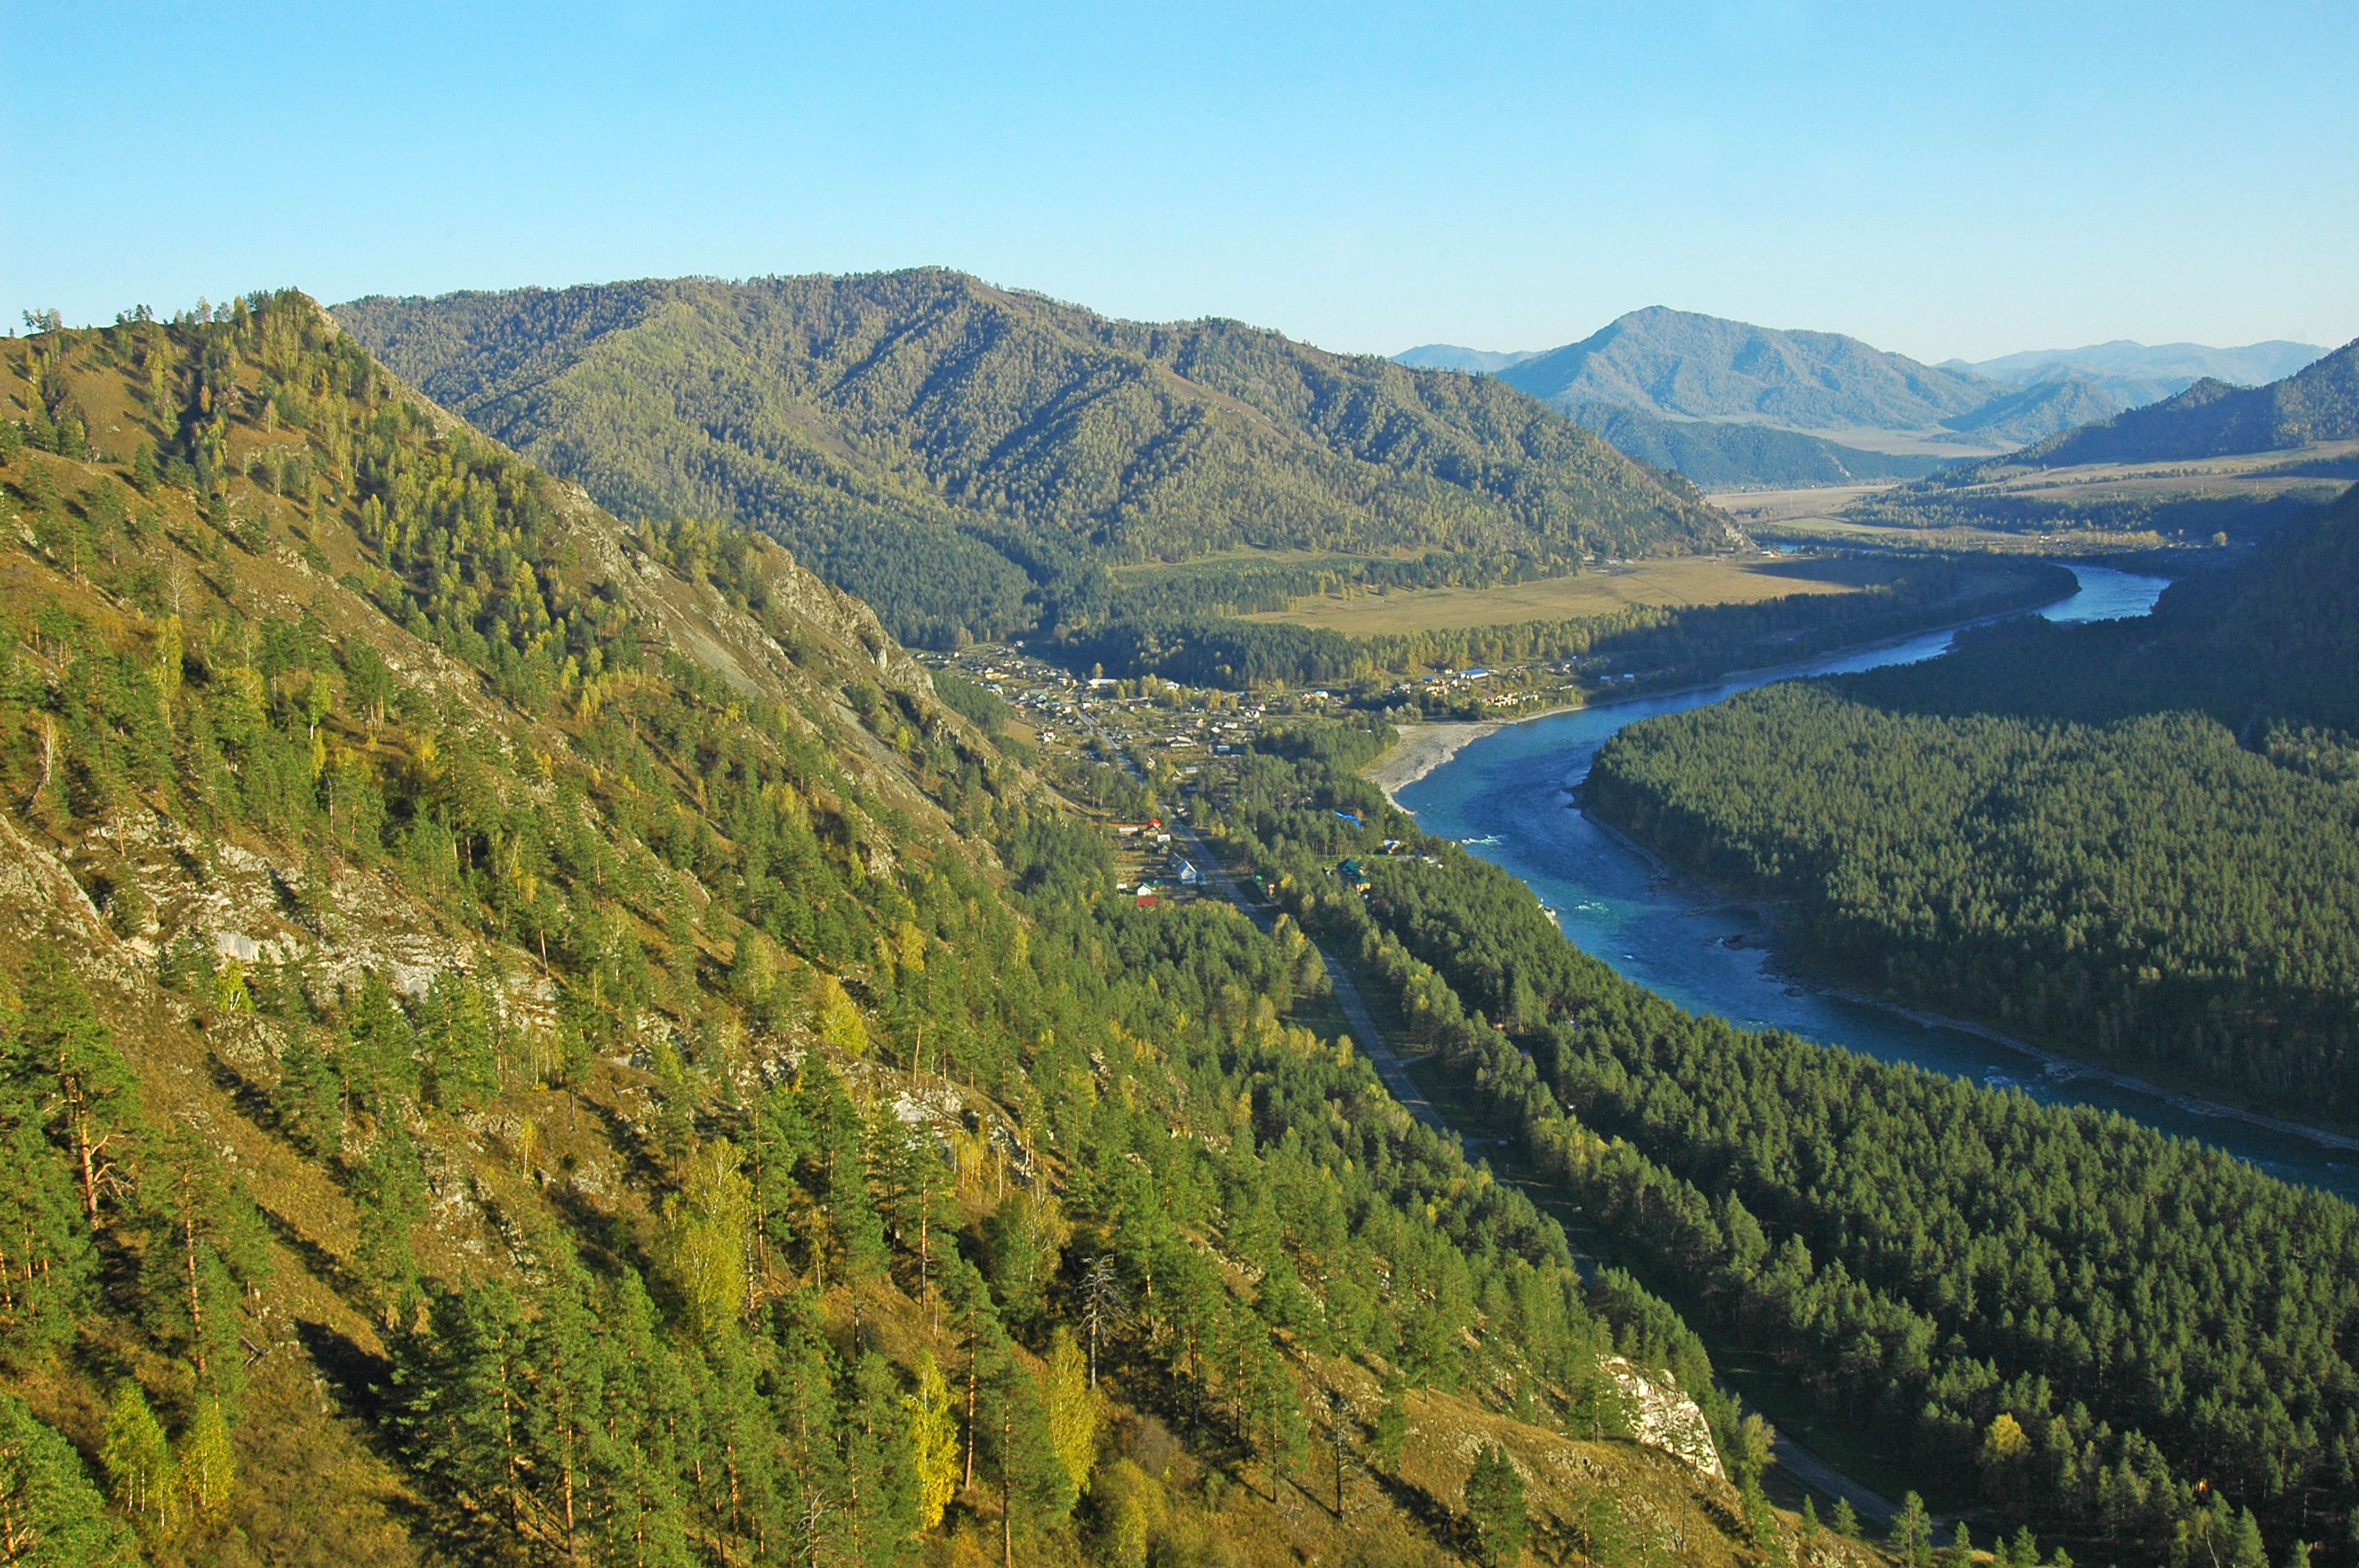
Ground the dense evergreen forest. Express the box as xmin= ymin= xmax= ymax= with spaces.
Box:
xmin=1198 ymin=722 xmax=2359 ymax=1566
xmin=330 ymin=272 xmax=1736 ymax=648
xmin=0 ymin=294 xmax=1812 ymax=1566
xmin=1586 ymin=482 xmax=2359 ymax=1123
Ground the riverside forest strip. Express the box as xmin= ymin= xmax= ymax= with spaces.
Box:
xmin=1584 ymin=481 xmax=2359 ymax=1130
xmin=1198 ymin=714 xmax=2359 ymax=1566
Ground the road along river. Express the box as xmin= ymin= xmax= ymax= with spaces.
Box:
xmin=1390 ymin=565 xmax=2359 ymax=1204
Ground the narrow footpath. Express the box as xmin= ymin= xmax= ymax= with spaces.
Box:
xmin=1172 ymin=820 xmax=1904 ymax=1528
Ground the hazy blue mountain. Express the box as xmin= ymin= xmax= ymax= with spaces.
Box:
xmin=1945 ymin=339 xmax=2328 ymax=408
xmin=1497 ymin=307 xmax=2001 ymax=433
xmin=1561 ymin=401 xmax=1945 ymax=488
xmin=1393 ymin=343 xmax=1540 ymax=372
xmin=1968 ymin=338 xmax=2359 ymax=470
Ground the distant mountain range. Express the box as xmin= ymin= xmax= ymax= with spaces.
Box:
xmin=1979 ymin=337 xmax=2359 ymax=470
xmin=1942 ymin=339 xmax=2327 ymax=411
xmin=1394 ymin=343 xmax=1539 ymax=374
xmin=1393 ymin=311 xmax=2333 ymax=487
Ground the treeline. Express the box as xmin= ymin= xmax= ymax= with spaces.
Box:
xmin=1058 ymin=557 xmax=2075 ymax=691
xmin=1201 ymin=724 xmax=2359 ymax=1564
xmin=1106 ymin=547 xmax=1572 ymax=622
xmin=1843 ymin=483 xmax=2322 ymax=547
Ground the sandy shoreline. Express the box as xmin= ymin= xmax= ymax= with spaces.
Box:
xmin=1362 ymin=721 xmax=1504 ymax=803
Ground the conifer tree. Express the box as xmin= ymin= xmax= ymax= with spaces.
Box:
xmin=1464 ymin=1443 xmax=1528 ymax=1567
xmin=2231 ymin=1508 xmax=2270 ymax=1568
xmin=0 ymin=1062 xmax=93 ymax=1368
xmin=841 ymin=1350 xmax=918 ymax=1566
xmin=18 ymin=954 xmax=139 ymax=1230
xmin=1888 ymin=1491 xmax=1934 ymax=1568
xmin=351 ymin=1127 xmax=425 ymax=1322
xmin=0 ymin=1393 xmax=135 ymax=1566
xmin=418 ymin=973 xmax=497 ymax=1111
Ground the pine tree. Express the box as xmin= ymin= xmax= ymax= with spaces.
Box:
xmin=418 ymin=972 xmax=497 ymax=1111
xmin=1888 ymin=1491 xmax=1933 ymax=1568
xmin=0 ymin=1071 xmax=93 ymax=1368
xmin=841 ymin=1350 xmax=918 ymax=1566
xmin=2231 ymin=1507 xmax=2270 ymax=1568
xmin=587 ymin=1270 xmax=695 ymax=1566
xmin=1830 ymin=1495 xmax=1859 ymax=1538
xmin=19 ymin=953 xmax=140 ymax=1230
xmin=0 ymin=1393 xmax=135 ymax=1566
xmin=978 ymin=1329 xmax=1066 ymax=1567
xmin=351 ymin=1127 xmax=425 ymax=1322
xmin=97 ymin=1382 xmax=173 ymax=1537
xmin=1464 ymin=1443 xmax=1528 ymax=1567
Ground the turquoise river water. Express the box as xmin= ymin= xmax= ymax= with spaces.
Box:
xmin=1395 ymin=565 xmax=2359 ymax=1203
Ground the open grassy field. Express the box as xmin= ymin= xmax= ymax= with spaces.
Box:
xmin=1244 ymin=553 xmax=1872 ymax=636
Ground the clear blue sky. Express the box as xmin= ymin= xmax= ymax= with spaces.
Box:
xmin=5 ymin=1 xmax=2353 ymax=362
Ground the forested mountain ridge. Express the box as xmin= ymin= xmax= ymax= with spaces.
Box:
xmin=0 ymin=292 xmax=1797 ymax=1566
xmin=1977 ymin=337 xmax=2359 ymax=470
xmin=1586 ymin=482 xmax=2359 ymax=1126
xmin=333 ymin=272 xmax=1738 ymax=648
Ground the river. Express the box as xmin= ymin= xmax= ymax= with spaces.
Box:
xmin=1394 ymin=564 xmax=2359 ymax=1203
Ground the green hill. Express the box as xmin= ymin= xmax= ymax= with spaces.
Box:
xmin=1995 ymin=337 xmax=2359 ymax=468
xmin=333 ymin=272 xmax=1736 ymax=648
xmin=0 ymin=292 xmax=1803 ymax=1568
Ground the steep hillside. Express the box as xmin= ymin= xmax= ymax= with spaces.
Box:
xmin=1499 ymin=307 xmax=2001 ymax=433
xmin=333 ymin=273 xmax=1736 ymax=649
xmin=0 ymin=295 xmax=1805 ymax=1566
xmin=1997 ymin=337 xmax=2359 ymax=468
xmin=1559 ymin=401 xmax=1944 ymax=488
